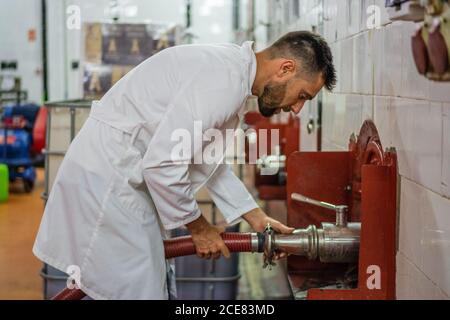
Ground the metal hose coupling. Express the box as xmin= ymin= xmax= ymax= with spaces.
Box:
xmin=263 ymin=194 xmax=361 ymax=267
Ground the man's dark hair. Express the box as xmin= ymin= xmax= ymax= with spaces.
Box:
xmin=269 ymin=31 xmax=336 ymax=91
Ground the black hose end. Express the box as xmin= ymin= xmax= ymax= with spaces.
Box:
xmin=257 ymin=232 xmax=265 ymax=253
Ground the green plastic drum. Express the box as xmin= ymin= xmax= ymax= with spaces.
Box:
xmin=0 ymin=164 xmax=9 ymax=202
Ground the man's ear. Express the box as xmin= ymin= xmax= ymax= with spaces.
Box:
xmin=277 ymin=59 xmax=296 ymax=79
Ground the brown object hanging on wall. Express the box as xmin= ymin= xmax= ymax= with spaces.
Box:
xmin=427 ymin=19 xmax=449 ymax=75
xmin=411 ymin=26 xmax=429 ymax=75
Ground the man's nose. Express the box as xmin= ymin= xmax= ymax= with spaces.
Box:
xmin=291 ymin=101 xmax=305 ymax=114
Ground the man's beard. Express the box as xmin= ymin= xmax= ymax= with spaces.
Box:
xmin=257 ymin=82 xmax=288 ymax=118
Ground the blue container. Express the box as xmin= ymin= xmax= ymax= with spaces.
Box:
xmin=172 ymin=224 xmax=241 ymax=300
xmin=0 ymin=129 xmax=31 ymax=160
xmin=3 ymin=103 xmax=40 ymax=131
xmin=40 ymin=264 xmax=69 ymax=300
xmin=0 ymin=106 xmax=37 ymax=192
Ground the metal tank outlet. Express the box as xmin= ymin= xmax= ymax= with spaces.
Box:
xmin=263 ymin=193 xmax=360 ymax=268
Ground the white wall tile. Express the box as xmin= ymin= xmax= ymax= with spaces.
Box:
xmin=390 ymin=98 xmax=417 ymax=180
xmin=373 ymin=96 xmax=391 ymax=147
xmin=422 ymin=191 xmax=450 ymax=297
xmin=396 ymin=251 xmax=440 ymax=300
xmin=322 ymin=92 xmax=336 ymax=144
xmin=324 ymin=94 xmax=368 ymax=149
xmin=398 ymin=178 xmax=425 ymax=270
xmin=331 ymin=94 xmax=348 ymax=148
xmin=443 ymin=104 xmax=450 ymax=198
xmin=398 ymin=177 xmax=450 ymax=297
xmin=391 ymin=99 xmax=442 ymax=193
xmin=353 ymin=31 xmax=374 ymax=95
xmin=362 ymin=94 xmax=373 ymax=122
xmin=323 ymin=0 xmax=338 ymax=43
xmin=374 ymin=23 xmax=403 ymax=96
xmin=321 ymin=138 xmax=336 ymax=152
xmin=340 ymin=38 xmax=354 ymax=93
xmin=435 ymin=287 xmax=450 ymax=300
xmin=429 ymin=81 xmax=450 ymax=103
xmin=382 ymin=22 xmax=403 ymax=96
xmin=373 ymin=27 xmax=385 ymax=96
xmin=336 ymin=0 xmax=349 ymax=41
xmin=345 ymin=94 xmax=363 ymax=139
xmin=359 ymin=0 xmax=374 ymax=33
xmin=321 ymin=139 xmax=347 ymax=152
xmin=412 ymin=102 xmax=443 ymax=193
xmin=348 ymin=0 xmax=361 ymax=37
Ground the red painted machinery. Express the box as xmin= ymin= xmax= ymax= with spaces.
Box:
xmin=285 ymin=120 xmax=398 ymax=300
xmin=244 ymin=112 xmax=300 ymax=201
xmin=31 ymin=106 xmax=47 ymax=155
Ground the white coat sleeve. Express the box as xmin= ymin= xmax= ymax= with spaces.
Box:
xmin=142 ymin=105 xmax=201 ymax=230
xmin=205 ymin=164 xmax=259 ymax=225
xmin=142 ymin=66 xmax=245 ymax=230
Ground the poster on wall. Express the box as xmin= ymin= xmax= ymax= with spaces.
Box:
xmin=82 ymin=63 xmax=112 ymax=100
xmin=84 ymin=23 xmax=103 ymax=64
xmin=101 ymin=23 xmax=125 ymax=65
xmin=149 ymin=24 xmax=178 ymax=55
xmin=111 ymin=65 xmax=134 ymax=86
xmin=82 ymin=22 xmax=181 ymax=99
xmin=102 ymin=24 xmax=155 ymax=65
xmin=122 ymin=24 xmax=154 ymax=65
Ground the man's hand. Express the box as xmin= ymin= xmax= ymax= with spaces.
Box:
xmin=243 ymin=208 xmax=295 ymax=261
xmin=243 ymin=208 xmax=294 ymax=234
xmin=186 ymin=215 xmax=231 ymax=260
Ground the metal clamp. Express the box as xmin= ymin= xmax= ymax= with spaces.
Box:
xmin=291 ymin=193 xmax=348 ymax=227
xmin=262 ymin=224 xmax=276 ymax=270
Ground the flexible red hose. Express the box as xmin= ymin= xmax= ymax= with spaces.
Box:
xmin=52 ymin=287 xmax=87 ymax=300
xmin=52 ymin=232 xmax=256 ymax=300
xmin=164 ymin=232 xmax=253 ymax=259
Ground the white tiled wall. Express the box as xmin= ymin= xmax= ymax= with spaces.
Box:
xmin=322 ymin=1 xmax=450 ymax=299
xmin=443 ymin=105 xmax=450 ymax=198
xmin=261 ymin=0 xmax=450 ymax=299
xmin=398 ymin=178 xmax=450 ymax=298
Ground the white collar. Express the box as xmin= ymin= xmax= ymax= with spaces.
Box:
xmin=240 ymin=41 xmax=257 ymax=97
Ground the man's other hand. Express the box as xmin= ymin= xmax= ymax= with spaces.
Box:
xmin=243 ymin=208 xmax=295 ymax=261
xmin=186 ymin=215 xmax=231 ymax=260
xmin=243 ymin=208 xmax=295 ymax=234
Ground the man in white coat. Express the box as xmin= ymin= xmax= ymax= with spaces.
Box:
xmin=33 ymin=31 xmax=336 ymax=300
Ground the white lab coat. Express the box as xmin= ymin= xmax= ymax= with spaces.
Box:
xmin=33 ymin=41 xmax=259 ymax=300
